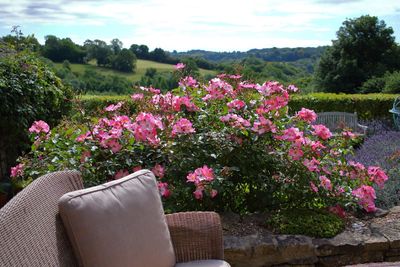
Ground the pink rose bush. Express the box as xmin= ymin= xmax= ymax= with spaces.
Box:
xmin=12 ymin=75 xmax=388 ymax=214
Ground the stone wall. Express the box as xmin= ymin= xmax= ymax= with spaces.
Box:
xmin=224 ymin=207 xmax=400 ymax=267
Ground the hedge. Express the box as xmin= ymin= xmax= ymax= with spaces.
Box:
xmin=72 ymin=95 xmax=136 ymax=118
xmin=75 ymin=93 xmax=398 ymax=121
xmin=290 ymin=93 xmax=398 ymax=120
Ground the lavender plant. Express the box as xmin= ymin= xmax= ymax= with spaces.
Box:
xmin=350 ymin=123 xmax=400 ymax=209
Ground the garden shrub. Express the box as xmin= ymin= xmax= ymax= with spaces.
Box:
xmin=12 ymin=67 xmax=388 ymax=220
xmin=268 ymin=208 xmax=345 ymax=238
xmin=0 ymin=42 xmax=72 ymax=183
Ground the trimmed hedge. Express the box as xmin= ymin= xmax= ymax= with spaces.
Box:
xmin=290 ymin=93 xmax=398 ymax=120
xmin=75 ymin=93 xmax=398 ymax=121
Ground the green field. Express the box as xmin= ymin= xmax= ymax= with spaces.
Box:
xmin=54 ymin=60 xmax=216 ymax=82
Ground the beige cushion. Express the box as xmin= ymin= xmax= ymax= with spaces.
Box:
xmin=58 ymin=169 xmax=176 ymax=267
xmin=175 ymin=260 xmax=231 ymax=267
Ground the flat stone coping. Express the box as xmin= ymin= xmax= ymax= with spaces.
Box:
xmin=223 ymin=206 xmax=400 ymax=267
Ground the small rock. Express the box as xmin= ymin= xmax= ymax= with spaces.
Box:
xmin=390 ymin=206 xmax=400 ymax=214
xmin=374 ymin=208 xmax=389 ymax=218
xmin=352 ymin=222 xmax=366 ymax=232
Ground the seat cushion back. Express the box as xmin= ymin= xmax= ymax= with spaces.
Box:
xmin=58 ymin=169 xmax=176 ymax=267
xmin=0 ymin=170 xmax=84 ymax=267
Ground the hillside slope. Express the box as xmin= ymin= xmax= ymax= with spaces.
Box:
xmin=54 ymin=59 xmax=216 ymax=82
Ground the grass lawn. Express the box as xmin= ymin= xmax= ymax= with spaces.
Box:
xmin=54 ymin=60 xmax=217 ymax=82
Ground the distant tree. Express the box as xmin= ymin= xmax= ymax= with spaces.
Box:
xmin=110 ymin=38 xmax=123 ymax=54
xmin=129 ymin=44 xmax=150 ymax=59
xmin=314 ymin=15 xmax=400 ymax=93
xmin=42 ymin=35 xmax=85 ymax=63
xmin=111 ymin=48 xmax=137 ymax=73
xmin=150 ymin=48 xmax=168 ymax=62
xmin=85 ymin=39 xmax=112 ymax=66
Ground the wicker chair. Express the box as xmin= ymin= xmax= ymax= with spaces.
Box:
xmin=0 ymin=171 xmax=225 ymax=267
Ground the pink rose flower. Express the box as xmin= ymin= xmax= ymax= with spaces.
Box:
xmin=10 ymin=163 xmax=24 ymax=178
xmin=175 ymin=63 xmax=186 ymax=70
xmin=368 ymin=166 xmax=388 ymax=188
xmin=29 ymin=120 xmax=50 ymax=134
xmin=152 ymin=164 xmax=165 ymax=179
xmin=131 ymin=93 xmax=144 ymax=101
xmin=158 ymin=182 xmax=171 ymax=198
xmin=105 ymin=101 xmax=124 ymax=112
xmin=319 ymin=175 xmax=332 ymax=191
xmin=352 ymin=185 xmax=377 ymax=212
xmin=296 ymin=108 xmax=317 ymax=123
xmin=171 ymin=118 xmax=195 ymax=137
xmin=193 ymin=189 xmax=203 ymax=200
xmin=114 ymin=169 xmax=129 ymax=179
xmin=312 ymin=125 xmax=332 ymax=140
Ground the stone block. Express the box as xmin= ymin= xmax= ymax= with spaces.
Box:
xmin=385 ymin=248 xmax=400 ymax=257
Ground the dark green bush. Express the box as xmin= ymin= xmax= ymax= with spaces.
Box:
xmin=360 ymin=76 xmax=386 ymax=93
xmin=268 ymin=209 xmax=345 ymax=238
xmin=0 ymin=43 xmax=72 ymax=181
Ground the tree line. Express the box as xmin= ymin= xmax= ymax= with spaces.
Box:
xmin=2 ymin=14 xmax=400 ymax=95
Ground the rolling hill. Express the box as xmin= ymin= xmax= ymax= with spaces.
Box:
xmin=53 ymin=59 xmax=217 ymax=82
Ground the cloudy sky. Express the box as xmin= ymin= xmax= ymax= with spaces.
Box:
xmin=0 ymin=0 xmax=399 ymax=52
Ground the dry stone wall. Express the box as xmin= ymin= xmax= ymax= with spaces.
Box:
xmin=224 ymin=206 xmax=400 ymax=267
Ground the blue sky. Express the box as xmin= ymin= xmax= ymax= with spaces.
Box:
xmin=0 ymin=0 xmax=399 ymax=52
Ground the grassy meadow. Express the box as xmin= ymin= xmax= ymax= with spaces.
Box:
xmin=54 ymin=59 xmax=217 ymax=82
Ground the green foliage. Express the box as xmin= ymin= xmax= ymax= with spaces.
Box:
xmin=268 ymin=209 xmax=345 ymax=238
xmin=171 ymin=47 xmax=327 ymax=63
xmin=54 ymin=64 xmax=134 ymax=94
xmin=290 ymin=93 xmax=397 ymax=120
xmin=138 ymin=71 xmax=178 ymax=91
xmin=314 ymin=15 xmax=400 ymax=93
xmin=180 ymin=58 xmax=200 ymax=78
xmin=383 ymin=71 xmax=400 ymax=93
xmin=0 ymin=46 xmax=73 ymax=130
xmin=1 ymin=26 xmax=41 ymax=52
xmin=360 ymin=76 xmax=386 ymax=93
xmin=222 ymin=56 xmax=311 ymax=85
xmin=129 ymin=44 xmax=150 ymax=59
xmin=43 ymin=35 xmax=86 ymax=63
xmin=110 ymin=48 xmax=137 ymax=73
xmin=0 ymin=43 xmax=72 ymax=181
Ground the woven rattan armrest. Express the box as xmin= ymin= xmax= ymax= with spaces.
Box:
xmin=165 ymin=211 xmax=224 ymax=263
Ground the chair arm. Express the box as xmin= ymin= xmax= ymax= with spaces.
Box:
xmin=357 ymin=123 xmax=368 ymax=135
xmin=165 ymin=211 xmax=224 ymax=263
